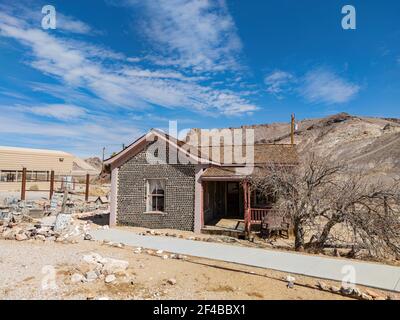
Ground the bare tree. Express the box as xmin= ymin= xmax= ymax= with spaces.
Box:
xmin=250 ymin=153 xmax=400 ymax=259
xmin=250 ymin=153 xmax=345 ymax=251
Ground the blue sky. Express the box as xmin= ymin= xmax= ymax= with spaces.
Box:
xmin=0 ymin=0 xmax=399 ymax=157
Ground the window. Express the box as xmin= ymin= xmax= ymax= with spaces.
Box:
xmin=0 ymin=171 xmax=17 ymax=182
xmin=146 ymin=179 xmax=166 ymax=212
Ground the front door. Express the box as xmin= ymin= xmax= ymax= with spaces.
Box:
xmin=227 ymin=182 xmax=240 ymax=217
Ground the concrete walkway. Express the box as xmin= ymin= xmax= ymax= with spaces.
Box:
xmin=91 ymin=228 xmax=400 ymax=292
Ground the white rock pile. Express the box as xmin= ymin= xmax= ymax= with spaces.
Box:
xmin=70 ymin=252 xmax=129 ymax=284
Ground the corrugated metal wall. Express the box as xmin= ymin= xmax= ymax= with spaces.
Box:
xmin=0 ymin=149 xmax=74 ymax=173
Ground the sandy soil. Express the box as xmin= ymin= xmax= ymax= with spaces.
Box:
xmin=0 ymin=239 xmax=394 ymax=300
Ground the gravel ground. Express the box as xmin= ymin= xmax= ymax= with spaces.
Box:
xmin=1 ymin=239 xmax=394 ymax=300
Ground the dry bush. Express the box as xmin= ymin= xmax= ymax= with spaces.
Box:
xmin=250 ymin=153 xmax=400 ymax=259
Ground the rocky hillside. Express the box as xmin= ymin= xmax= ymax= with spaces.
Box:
xmin=84 ymin=157 xmax=103 ymax=171
xmin=257 ymin=113 xmax=400 ymax=180
xmin=187 ymin=113 xmax=400 ymax=180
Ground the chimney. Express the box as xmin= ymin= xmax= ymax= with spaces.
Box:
xmin=290 ymin=113 xmax=295 ymax=145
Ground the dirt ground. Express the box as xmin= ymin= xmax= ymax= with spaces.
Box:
xmin=0 ymin=239 xmax=395 ymax=300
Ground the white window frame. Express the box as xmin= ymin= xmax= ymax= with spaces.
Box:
xmin=145 ymin=179 xmax=166 ymax=213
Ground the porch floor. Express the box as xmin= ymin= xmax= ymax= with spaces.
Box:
xmin=202 ymin=218 xmax=245 ymax=238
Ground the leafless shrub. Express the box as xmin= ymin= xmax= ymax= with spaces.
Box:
xmin=250 ymin=153 xmax=400 ymax=259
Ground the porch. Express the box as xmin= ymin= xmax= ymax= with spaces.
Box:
xmin=200 ymin=179 xmax=276 ymax=237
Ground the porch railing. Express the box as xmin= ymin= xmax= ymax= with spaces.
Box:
xmin=249 ymin=207 xmax=276 ymax=223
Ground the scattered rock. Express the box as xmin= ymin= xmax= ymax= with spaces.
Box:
xmin=105 ymin=274 xmax=116 ymax=283
xmin=102 ymin=258 xmax=129 ymax=275
xmin=285 ymin=275 xmax=295 ymax=288
xmin=84 ymin=233 xmax=93 ymax=241
xmin=317 ymin=281 xmax=329 ymax=291
xmin=361 ymin=293 xmax=373 ymax=300
xmin=167 ymin=278 xmax=177 ymax=285
xmin=35 ymin=235 xmax=46 ymax=241
xmin=352 ymin=288 xmax=362 ymax=297
xmin=330 ymin=286 xmax=341 ymax=293
xmin=71 ymin=273 xmax=85 ymax=283
xmin=162 ymin=255 xmax=168 ymax=260
xmin=16 ymin=233 xmax=28 ymax=241
xmin=54 ymin=214 xmax=72 ymax=232
xmin=341 ymin=285 xmax=354 ymax=295
xmin=83 ymin=252 xmax=104 ymax=265
xmin=3 ymin=229 xmax=15 ymax=240
xmin=86 ymin=270 xmax=98 ymax=282
xmin=365 ymin=289 xmax=382 ymax=299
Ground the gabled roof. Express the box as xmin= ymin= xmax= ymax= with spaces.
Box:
xmin=104 ymin=129 xmax=299 ymax=170
xmin=104 ymin=129 xmax=218 ymax=169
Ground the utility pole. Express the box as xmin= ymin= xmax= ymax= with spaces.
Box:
xmin=291 ymin=113 xmax=295 ymax=145
xmin=101 ymin=146 xmax=106 ymax=173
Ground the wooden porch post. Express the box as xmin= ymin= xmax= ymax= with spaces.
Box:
xmin=247 ymin=182 xmax=251 ymax=234
xmin=200 ymin=181 xmax=204 ymax=229
xmin=21 ymin=168 xmax=27 ymax=201
xmin=243 ymin=180 xmax=250 ymax=235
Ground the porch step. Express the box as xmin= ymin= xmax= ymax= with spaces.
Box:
xmin=215 ymin=218 xmax=244 ymax=231
xmin=202 ymin=218 xmax=246 ymax=238
xmin=201 ymin=226 xmax=244 ymax=238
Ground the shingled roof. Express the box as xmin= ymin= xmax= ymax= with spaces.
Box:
xmin=105 ymin=128 xmax=299 ymax=170
xmin=196 ymin=144 xmax=298 ymax=165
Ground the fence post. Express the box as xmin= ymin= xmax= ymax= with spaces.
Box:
xmin=85 ymin=173 xmax=90 ymax=202
xmin=49 ymin=170 xmax=55 ymax=200
xmin=21 ymin=168 xmax=27 ymax=201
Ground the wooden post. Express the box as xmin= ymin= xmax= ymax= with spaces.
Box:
xmin=291 ymin=113 xmax=295 ymax=145
xmin=49 ymin=170 xmax=55 ymax=200
xmin=247 ymin=183 xmax=251 ymax=234
xmin=200 ymin=181 xmax=204 ymax=229
xmin=21 ymin=168 xmax=27 ymax=201
xmin=243 ymin=180 xmax=250 ymax=235
xmin=85 ymin=173 xmax=90 ymax=202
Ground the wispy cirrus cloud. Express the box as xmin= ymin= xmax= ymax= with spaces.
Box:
xmin=0 ymin=2 xmax=93 ymax=35
xmin=299 ymin=68 xmax=360 ymax=105
xmin=13 ymin=104 xmax=87 ymax=120
xmin=123 ymin=0 xmax=243 ymax=73
xmin=265 ymin=67 xmax=360 ymax=105
xmin=0 ymin=10 xmax=257 ymax=115
xmin=0 ymin=107 xmax=143 ymax=157
xmin=264 ymin=70 xmax=295 ymax=97
xmin=57 ymin=13 xmax=93 ymax=35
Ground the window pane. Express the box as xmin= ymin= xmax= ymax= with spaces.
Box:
xmin=147 ymin=179 xmax=166 ymax=212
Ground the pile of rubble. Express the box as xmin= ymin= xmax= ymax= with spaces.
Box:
xmin=70 ymin=252 xmax=130 ymax=284
xmin=0 ymin=219 xmax=92 ymax=243
xmin=0 ymin=208 xmax=96 ymax=243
